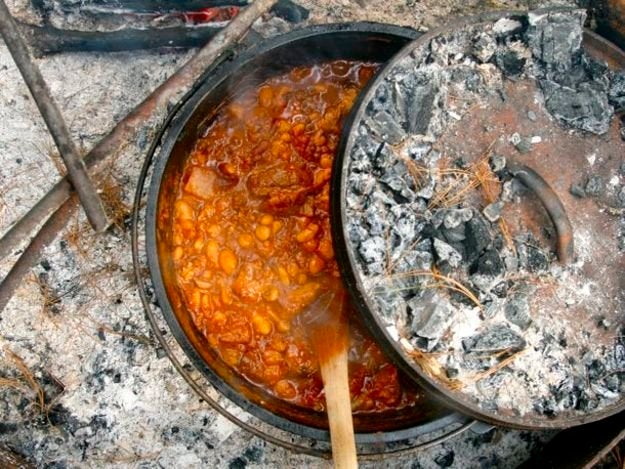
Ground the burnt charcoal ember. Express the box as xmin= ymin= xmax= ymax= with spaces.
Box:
xmin=271 ymin=0 xmax=309 ymax=23
xmin=534 ymin=397 xmax=558 ymax=417
xmin=617 ymin=186 xmax=625 ymax=208
xmin=443 ymin=208 xmax=473 ymax=229
xmin=482 ymin=201 xmax=504 ymax=222
xmin=450 ymin=66 xmax=483 ymax=93
xmin=442 ymin=224 xmax=467 ymax=244
xmin=462 ymin=324 xmax=526 ymax=353
xmin=415 ymin=174 xmax=436 ymax=200
xmin=552 ymin=377 xmax=584 ymax=410
xmin=401 ymin=73 xmax=439 ymax=135
xmin=495 ymin=49 xmax=526 ymax=78
xmin=347 ymin=219 xmax=368 ymax=244
xmin=346 ymin=172 xmax=376 ymax=202
xmin=526 ymin=10 xmax=585 ymax=72
xmin=541 ymin=79 xmax=613 ymax=135
xmin=374 ymin=289 xmax=407 ymax=323
xmin=514 ymin=137 xmax=532 ymax=154
xmin=504 ymin=292 xmax=532 ymax=330
xmin=358 ymin=237 xmax=386 ymax=275
xmin=608 ymin=71 xmax=625 ymax=110
xmin=464 ymin=212 xmax=492 ymax=265
xmin=433 ymin=237 xmax=462 ymax=268
xmin=380 ymin=159 xmax=418 ymax=202
xmin=490 ymin=154 xmax=506 ymax=173
xmin=474 ymin=249 xmax=504 ymax=277
xmin=408 ymin=291 xmax=455 ymax=347
xmin=472 ymin=32 xmax=497 ymax=63
xmin=393 ymin=249 xmax=433 ymax=275
xmin=569 ymin=181 xmax=586 ymax=198
xmin=584 ymin=175 xmax=605 ymax=197
xmin=365 ymin=111 xmax=406 ymax=145
xmin=389 ymin=205 xmax=423 ymax=252
xmin=363 ymin=205 xmax=387 ymax=236
xmin=348 ymin=145 xmax=373 ymax=173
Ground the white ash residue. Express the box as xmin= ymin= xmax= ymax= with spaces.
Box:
xmin=345 ymin=10 xmax=625 ymax=420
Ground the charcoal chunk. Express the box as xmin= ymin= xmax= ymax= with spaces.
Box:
xmin=617 ymin=186 xmax=625 ymax=208
xmin=526 ymin=10 xmax=585 ymax=72
xmin=569 ymin=182 xmax=586 ymax=198
xmin=474 ymin=249 xmax=504 ymax=277
xmin=272 ymin=0 xmax=310 ymax=23
xmin=541 ymin=80 xmax=613 ymax=135
xmin=443 ymin=208 xmax=473 ymax=229
xmin=504 ymin=293 xmax=532 ymax=330
xmin=490 ymin=154 xmax=506 ymax=172
xmin=608 ymin=71 xmax=625 ymax=110
xmin=496 ymin=49 xmax=526 ymax=77
xmin=483 ymin=201 xmax=504 ymax=222
xmin=585 ymin=175 xmax=605 ymax=197
xmin=358 ymin=237 xmax=386 ymax=274
xmin=406 ymin=78 xmax=438 ymax=135
xmin=462 ymin=324 xmax=526 ymax=353
xmin=408 ymin=291 xmax=455 ymax=343
xmin=433 ymin=238 xmax=462 ymax=268
xmin=472 ymin=32 xmax=497 ymax=63
xmin=366 ymin=111 xmax=406 ymax=145
xmin=464 ymin=213 xmax=492 ymax=264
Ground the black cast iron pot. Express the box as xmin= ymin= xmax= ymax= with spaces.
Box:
xmin=145 ymin=22 xmax=468 ymax=443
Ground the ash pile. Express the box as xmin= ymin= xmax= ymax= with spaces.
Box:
xmin=345 ymin=9 xmax=625 ymax=418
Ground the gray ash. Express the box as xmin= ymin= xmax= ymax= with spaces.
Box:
xmin=344 ymin=10 xmax=625 ymax=419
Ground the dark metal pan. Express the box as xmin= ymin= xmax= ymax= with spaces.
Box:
xmin=145 ymin=22 xmax=470 ymax=444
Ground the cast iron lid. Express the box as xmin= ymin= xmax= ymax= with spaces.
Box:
xmin=332 ymin=9 xmax=625 ymax=429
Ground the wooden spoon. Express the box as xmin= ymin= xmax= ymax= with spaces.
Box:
xmin=303 ymin=288 xmax=357 ymax=469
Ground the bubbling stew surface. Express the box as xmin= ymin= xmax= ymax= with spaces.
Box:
xmin=167 ymin=61 xmax=419 ymax=412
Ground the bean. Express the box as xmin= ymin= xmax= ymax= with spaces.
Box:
xmin=295 ymin=223 xmax=319 ymax=243
xmin=263 ymin=286 xmax=279 ymax=302
xmin=219 ymin=249 xmax=238 ymax=275
xmin=263 ymin=350 xmax=283 ymax=365
xmin=274 ymin=380 xmax=297 ymax=400
xmin=301 ymin=239 xmax=319 ymax=253
xmin=255 ymin=225 xmax=272 ymax=241
xmin=260 ymin=214 xmax=274 ymax=225
xmin=221 ymin=286 xmax=233 ymax=305
xmin=194 ymin=277 xmax=212 ymax=290
xmin=205 ymin=240 xmax=219 ymax=264
xmin=272 ymin=220 xmax=283 ymax=234
xmin=258 ymin=86 xmax=273 ymax=108
xmin=308 ymin=255 xmax=325 ymax=275
xmin=277 ymin=267 xmax=290 ymax=285
xmin=252 ymin=314 xmax=272 ymax=335
xmin=172 ymin=246 xmax=184 ymax=261
xmin=193 ymin=239 xmax=204 ymax=252
xmin=174 ymin=200 xmax=194 ymax=220
xmin=318 ymin=238 xmax=334 ymax=260
xmin=238 ymin=233 xmax=254 ymax=248
xmin=319 ymin=154 xmax=333 ymax=169
xmin=222 ymin=348 xmax=243 ymax=367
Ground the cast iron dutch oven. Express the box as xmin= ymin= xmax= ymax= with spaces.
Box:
xmin=145 ymin=22 xmax=469 ymax=444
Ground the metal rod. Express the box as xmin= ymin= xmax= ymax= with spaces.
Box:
xmin=0 ymin=0 xmax=277 ymax=312
xmin=0 ymin=0 xmax=109 ymax=232
xmin=0 ymin=0 xmax=275 ymax=262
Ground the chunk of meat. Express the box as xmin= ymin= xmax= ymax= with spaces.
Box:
xmin=184 ymin=167 xmax=216 ymax=199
